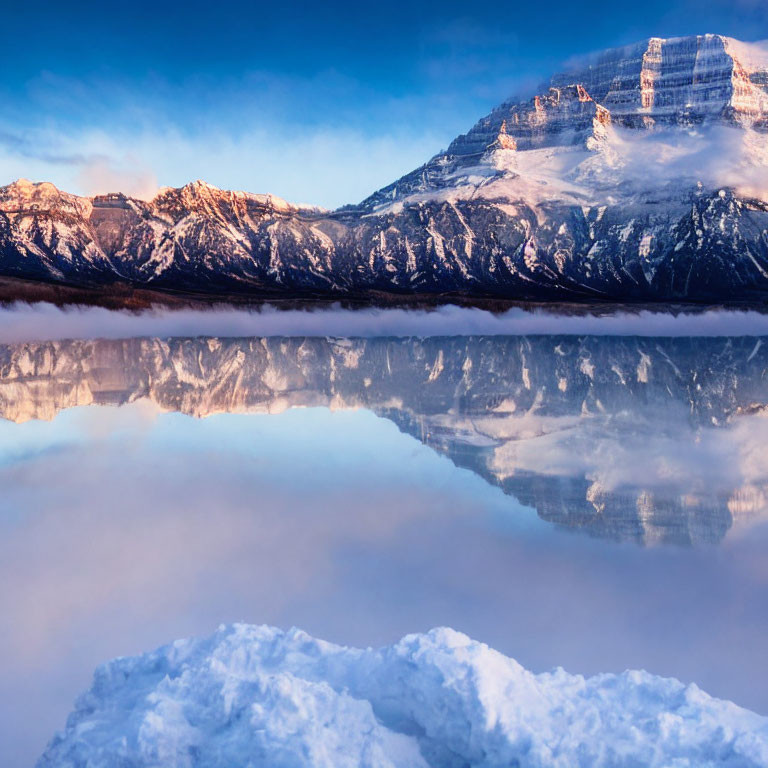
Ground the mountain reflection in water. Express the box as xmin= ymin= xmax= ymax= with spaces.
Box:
xmin=2 ymin=334 xmax=767 ymax=546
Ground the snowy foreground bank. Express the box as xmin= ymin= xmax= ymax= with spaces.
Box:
xmin=39 ymin=624 xmax=768 ymax=768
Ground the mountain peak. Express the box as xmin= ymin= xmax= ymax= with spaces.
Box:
xmin=0 ymin=178 xmax=90 ymax=218
xmin=361 ymin=34 xmax=768 ymax=210
xmin=468 ymin=33 xmax=768 ymax=157
xmin=549 ymin=33 xmax=768 ymax=129
xmin=3 ymin=178 xmax=63 ymax=198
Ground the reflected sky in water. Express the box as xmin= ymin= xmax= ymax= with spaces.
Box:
xmin=1 ymin=334 xmax=768 ymax=766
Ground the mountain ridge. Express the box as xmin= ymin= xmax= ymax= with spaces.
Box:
xmin=3 ymin=33 xmax=768 ymax=304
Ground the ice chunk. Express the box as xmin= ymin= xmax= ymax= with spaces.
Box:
xmin=38 ymin=624 xmax=768 ymax=768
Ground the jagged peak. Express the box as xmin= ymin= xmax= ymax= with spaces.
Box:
xmin=549 ymin=33 xmax=768 ymax=127
xmin=151 ymin=180 xmax=233 ymax=209
xmin=556 ymin=33 xmax=767 ymax=78
xmin=185 ymin=179 xmax=222 ymax=192
xmin=501 ymin=34 xmax=768 ymax=141
xmin=0 ymin=178 xmax=92 ymax=216
xmin=175 ymin=179 xmax=224 ymax=201
xmin=465 ymin=33 xmax=768 ymax=153
xmin=3 ymin=178 xmax=63 ymax=196
xmin=148 ymin=180 xmax=326 ymax=216
xmin=361 ymin=33 xmax=768 ymax=209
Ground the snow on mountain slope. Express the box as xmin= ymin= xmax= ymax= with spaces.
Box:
xmin=37 ymin=624 xmax=768 ymax=768
xmin=4 ymin=34 xmax=768 ymax=302
xmin=365 ymin=34 xmax=768 ymax=208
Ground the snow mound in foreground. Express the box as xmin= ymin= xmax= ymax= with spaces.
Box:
xmin=39 ymin=624 xmax=768 ymax=768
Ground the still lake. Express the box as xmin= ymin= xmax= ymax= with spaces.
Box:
xmin=1 ymin=330 xmax=767 ymax=765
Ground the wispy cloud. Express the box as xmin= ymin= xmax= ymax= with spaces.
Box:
xmin=0 ymin=69 xmax=464 ymax=207
xmin=0 ymin=128 xmax=96 ymax=165
xmin=0 ymin=121 xmax=444 ymax=208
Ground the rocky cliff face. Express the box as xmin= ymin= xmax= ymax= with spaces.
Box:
xmin=3 ymin=34 xmax=768 ymax=303
xmin=369 ymin=34 xmax=768 ymax=202
xmin=3 ymin=333 xmax=767 ymax=545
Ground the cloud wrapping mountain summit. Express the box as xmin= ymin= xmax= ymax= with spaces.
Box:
xmin=3 ymin=34 xmax=768 ymax=302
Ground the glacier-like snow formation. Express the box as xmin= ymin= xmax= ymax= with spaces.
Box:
xmin=38 ymin=624 xmax=768 ymax=767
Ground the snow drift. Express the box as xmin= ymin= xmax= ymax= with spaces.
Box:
xmin=38 ymin=624 xmax=768 ymax=767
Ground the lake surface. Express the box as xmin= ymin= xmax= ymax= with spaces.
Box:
xmin=2 ymin=331 xmax=768 ymax=766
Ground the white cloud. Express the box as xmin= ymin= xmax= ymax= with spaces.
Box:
xmin=600 ymin=124 xmax=768 ymax=198
xmin=0 ymin=69 xmax=460 ymax=208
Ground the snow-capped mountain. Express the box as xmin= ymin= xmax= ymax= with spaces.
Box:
xmin=3 ymin=333 xmax=767 ymax=545
xmin=37 ymin=623 xmax=768 ymax=768
xmin=3 ymin=33 xmax=768 ymax=302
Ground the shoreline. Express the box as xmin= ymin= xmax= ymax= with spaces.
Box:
xmin=2 ymin=275 xmax=768 ymax=316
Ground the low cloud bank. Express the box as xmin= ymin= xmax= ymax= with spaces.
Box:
xmin=2 ymin=302 xmax=768 ymax=342
xmin=601 ymin=124 xmax=768 ymax=200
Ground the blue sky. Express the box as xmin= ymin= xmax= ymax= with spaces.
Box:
xmin=1 ymin=0 xmax=766 ymax=206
